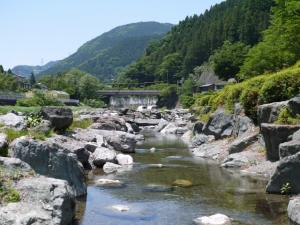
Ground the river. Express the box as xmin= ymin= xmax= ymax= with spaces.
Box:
xmin=76 ymin=133 xmax=290 ymax=225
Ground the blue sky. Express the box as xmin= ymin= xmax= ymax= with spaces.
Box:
xmin=1 ymin=0 xmax=223 ymax=69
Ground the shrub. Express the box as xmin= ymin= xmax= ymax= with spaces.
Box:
xmin=180 ymin=95 xmax=195 ymax=108
xmin=83 ymin=99 xmax=106 ymax=108
xmin=276 ymin=107 xmax=300 ymax=125
xmin=17 ymin=91 xmax=63 ymax=107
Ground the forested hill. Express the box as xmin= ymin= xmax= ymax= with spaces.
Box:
xmin=12 ymin=61 xmax=58 ymax=78
xmin=41 ymin=22 xmax=173 ymax=81
xmin=118 ymin=0 xmax=274 ymax=84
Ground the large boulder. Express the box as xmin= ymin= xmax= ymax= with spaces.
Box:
xmin=232 ymin=116 xmax=255 ymax=137
xmin=203 ymin=109 xmax=234 ymax=139
xmin=288 ymin=96 xmax=300 ymax=116
xmin=9 ymin=137 xmax=86 ymax=197
xmin=133 ymin=119 xmax=161 ymax=127
xmin=257 ymin=101 xmax=288 ymax=125
xmin=189 ymin=134 xmax=213 ymax=148
xmin=266 ymin=152 xmax=300 ymax=194
xmin=0 ymin=113 xmax=26 ymax=130
xmin=261 ymin=124 xmax=300 ymax=161
xmin=221 ymin=153 xmax=250 ymax=169
xmin=41 ymin=107 xmax=73 ymax=131
xmin=288 ymin=196 xmax=300 ymax=225
xmin=90 ymin=117 xmax=127 ymax=132
xmin=47 ymin=135 xmax=91 ymax=169
xmin=0 ymin=177 xmax=75 ymax=225
xmin=228 ymin=132 xmax=259 ymax=154
xmin=193 ymin=122 xmax=205 ymax=135
xmin=90 ymin=147 xmax=117 ymax=168
xmin=279 ymin=140 xmax=300 ymax=159
xmin=116 ymin=154 xmax=133 ymax=165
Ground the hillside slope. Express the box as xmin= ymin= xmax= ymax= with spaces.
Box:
xmin=119 ymin=0 xmax=274 ymax=84
xmin=41 ymin=22 xmax=173 ymax=81
xmin=12 ymin=61 xmax=58 ymax=78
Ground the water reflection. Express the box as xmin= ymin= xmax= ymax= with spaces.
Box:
xmin=77 ymin=135 xmax=289 ymax=225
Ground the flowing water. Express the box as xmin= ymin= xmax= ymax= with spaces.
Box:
xmin=76 ymin=133 xmax=290 ymax=225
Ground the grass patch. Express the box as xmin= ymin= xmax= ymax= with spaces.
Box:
xmin=0 ymin=106 xmax=41 ymax=115
xmin=276 ymin=107 xmax=300 ymax=125
xmin=0 ymin=166 xmax=21 ymax=204
xmin=70 ymin=118 xmax=93 ymax=130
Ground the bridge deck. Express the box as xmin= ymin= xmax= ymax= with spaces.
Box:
xmin=97 ymin=90 xmax=161 ymax=96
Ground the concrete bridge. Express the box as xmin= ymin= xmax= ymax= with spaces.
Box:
xmin=97 ymin=90 xmax=161 ymax=107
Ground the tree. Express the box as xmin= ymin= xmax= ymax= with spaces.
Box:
xmin=239 ymin=0 xmax=300 ymax=79
xmin=209 ymin=41 xmax=250 ymax=80
xmin=79 ymin=74 xmax=103 ymax=99
xmin=30 ymin=72 xmax=36 ymax=85
xmin=0 ymin=65 xmax=4 ymax=74
xmin=157 ymin=53 xmax=183 ymax=83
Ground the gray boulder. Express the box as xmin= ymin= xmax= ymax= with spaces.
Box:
xmin=203 ymin=109 xmax=234 ymax=139
xmin=0 ymin=113 xmax=26 ymax=130
xmin=192 ymin=122 xmax=205 ymax=135
xmin=41 ymin=107 xmax=73 ymax=131
xmin=257 ymin=101 xmax=288 ymax=125
xmin=9 ymin=137 xmax=86 ymax=197
xmin=261 ymin=124 xmax=300 ymax=161
xmin=0 ymin=176 xmax=75 ymax=225
xmin=280 ymin=140 xmax=300 ymax=159
xmin=133 ymin=119 xmax=161 ymax=127
xmin=266 ymin=151 xmax=300 ymax=194
xmin=233 ymin=116 xmax=255 ymax=137
xmin=288 ymin=196 xmax=300 ymax=225
xmin=103 ymin=162 xmax=122 ymax=173
xmin=293 ymin=129 xmax=300 ymax=141
xmin=154 ymin=119 xmax=168 ymax=132
xmin=221 ymin=154 xmax=250 ymax=168
xmin=228 ymin=132 xmax=259 ymax=154
xmin=0 ymin=156 xmax=32 ymax=172
xmin=90 ymin=117 xmax=127 ymax=132
xmin=288 ymin=96 xmax=300 ymax=116
xmin=190 ymin=134 xmax=210 ymax=148
xmin=30 ymin=120 xmax=52 ymax=134
xmin=90 ymin=147 xmax=117 ymax=168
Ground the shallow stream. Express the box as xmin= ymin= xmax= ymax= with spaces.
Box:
xmin=77 ymin=133 xmax=290 ymax=225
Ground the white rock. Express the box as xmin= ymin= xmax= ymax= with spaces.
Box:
xmin=111 ymin=205 xmax=130 ymax=212
xmin=103 ymin=162 xmax=122 ymax=173
xmin=116 ymin=154 xmax=133 ymax=165
xmin=150 ymin=147 xmax=156 ymax=153
xmin=95 ymin=179 xmax=124 ymax=187
xmin=194 ymin=214 xmax=231 ymax=225
xmin=0 ymin=113 xmax=26 ymax=129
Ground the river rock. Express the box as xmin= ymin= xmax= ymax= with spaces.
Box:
xmin=228 ymin=132 xmax=259 ymax=154
xmin=257 ymin=101 xmax=288 ymax=125
xmin=103 ymin=162 xmax=122 ymax=173
xmin=154 ymin=119 xmax=169 ymax=132
xmin=203 ymin=108 xmax=234 ymax=139
xmin=0 ymin=133 xmax=8 ymax=154
xmin=90 ymin=117 xmax=127 ymax=132
xmin=9 ymin=137 xmax=86 ymax=197
xmin=279 ymin=140 xmax=300 ymax=158
xmin=293 ymin=130 xmax=300 ymax=141
xmin=95 ymin=179 xmax=125 ymax=188
xmin=193 ymin=121 xmax=205 ymax=135
xmin=261 ymin=124 xmax=300 ymax=161
xmin=90 ymin=147 xmax=117 ymax=168
xmin=288 ymin=96 xmax=300 ymax=116
xmin=30 ymin=119 xmax=52 ymax=134
xmin=288 ymin=196 xmax=300 ymax=224
xmin=116 ymin=154 xmax=133 ymax=165
xmin=47 ymin=135 xmax=91 ymax=169
xmin=194 ymin=213 xmax=231 ymax=225
xmin=134 ymin=118 xmax=161 ymax=127
xmin=172 ymin=179 xmax=193 ymax=187
xmin=266 ymin=151 xmax=300 ymax=194
xmin=0 ymin=176 xmax=75 ymax=225
xmin=0 ymin=156 xmax=32 ymax=172
xmin=233 ymin=116 xmax=255 ymax=137
xmin=190 ymin=134 xmax=210 ymax=148
xmin=221 ymin=154 xmax=250 ymax=168
xmin=41 ymin=107 xmax=73 ymax=131
xmin=0 ymin=113 xmax=26 ymax=130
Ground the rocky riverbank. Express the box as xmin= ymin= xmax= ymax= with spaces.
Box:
xmin=0 ymin=99 xmax=300 ymax=224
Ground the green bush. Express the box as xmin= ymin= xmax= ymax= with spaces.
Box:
xmin=70 ymin=118 xmax=93 ymax=130
xmin=180 ymin=95 xmax=195 ymax=108
xmin=83 ymin=99 xmax=106 ymax=108
xmin=276 ymin=107 xmax=300 ymax=125
xmin=17 ymin=91 xmax=63 ymax=107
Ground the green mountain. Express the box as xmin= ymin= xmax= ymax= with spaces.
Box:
xmin=12 ymin=61 xmax=58 ymax=78
xmin=41 ymin=22 xmax=173 ymax=81
xmin=118 ymin=0 xmax=274 ymax=84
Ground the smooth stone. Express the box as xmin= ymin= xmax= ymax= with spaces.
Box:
xmin=172 ymin=179 xmax=193 ymax=187
xmin=111 ymin=205 xmax=130 ymax=212
xmin=150 ymin=147 xmax=156 ymax=153
xmin=143 ymin=184 xmax=174 ymax=193
xmin=95 ymin=179 xmax=124 ymax=188
xmin=116 ymin=154 xmax=134 ymax=165
xmin=103 ymin=162 xmax=122 ymax=174
xmin=194 ymin=214 xmax=232 ymax=225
